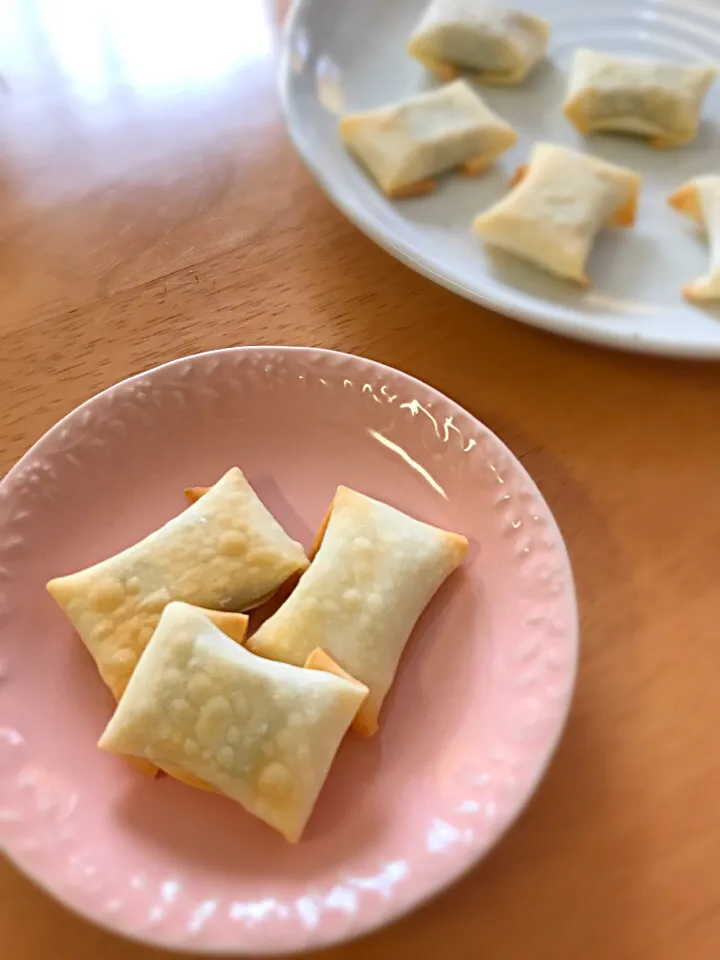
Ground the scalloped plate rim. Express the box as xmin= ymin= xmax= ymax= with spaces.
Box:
xmin=0 ymin=346 xmax=579 ymax=954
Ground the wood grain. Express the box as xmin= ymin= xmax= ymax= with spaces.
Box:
xmin=2 ymin=2 xmax=720 ymax=958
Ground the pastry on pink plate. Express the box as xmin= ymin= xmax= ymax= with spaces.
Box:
xmin=0 ymin=345 xmax=577 ymax=954
xmin=46 ymin=466 xmax=308 ymax=703
xmin=126 ymin=603 xmax=248 ymax=779
xmin=247 ymin=486 xmax=468 ymax=736
xmin=99 ymin=602 xmax=368 ymax=842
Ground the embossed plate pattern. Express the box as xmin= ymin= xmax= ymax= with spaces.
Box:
xmin=282 ymin=0 xmax=720 ymax=357
xmin=0 ymin=347 xmax=577 ymax=953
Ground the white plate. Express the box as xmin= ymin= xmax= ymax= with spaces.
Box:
xmin=280 ymin=0 xmax=720 ymax=357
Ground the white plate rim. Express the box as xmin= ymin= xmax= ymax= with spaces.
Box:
xmin=279 ymin=0 xmax=720 ymax=360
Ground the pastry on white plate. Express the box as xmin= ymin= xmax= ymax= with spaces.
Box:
xmin=339 ymin=79 xmax=517 ymax=197
xmin=47 ymin=467 xmax=308 ymax=702
xmin=564 ymin=49 xmax=717 ymax=147
xmin=246 ymin=486 xmax=468 ymax=735
xmin=99 ymin=602 xmax=368 ymax=842
xmin=408 ymin=0 xmax=550 ymax=84
xmin=669 ymin=176 xmax=720 ymax=300
xmin=472 ymin=142 xmax=642 ymax=285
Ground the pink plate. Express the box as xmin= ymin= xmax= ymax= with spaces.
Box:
xmin=0 ymin=347 xmax=577 ymax=954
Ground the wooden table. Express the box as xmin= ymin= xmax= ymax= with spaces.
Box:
xmin=1 ymin=2 xmax=719 ymax=958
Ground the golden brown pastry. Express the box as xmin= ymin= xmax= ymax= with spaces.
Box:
xmin=473 ymin=142 xmax=642 ymax=285
xmin=564 ymin=49 xmax=717 ymax=147
xmin=408 ymin=0 xmax=550 ymax=84
xmin=247 ymin=487 xmax=468 ymax=735
xmin=669 ymin=176 xmax=720 ymax=301
xmin=47 ymin=467 xmax=308 ymax=701
xmin=99 ymin=603 xmax=368 ymax=842
xmin=340 ymin=80 xmax=517 ymax=197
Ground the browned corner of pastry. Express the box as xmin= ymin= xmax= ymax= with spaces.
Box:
xmin=668 ymin=184 xmax=701 ymax=221
xmin=387 ymin=178 xmax=437 ymax=199
xmin=609 ymin=193 xmax=638 ymax=228
xmin=304 ymin=647 xmax=367 ymax=695
xmin=163 ymin=763 xmax=217 ymax=793
xmin=184 ymin=485 xmax=210 ymax=504
xmin=199 ymin=607 xmax=249 ymax=645
xmin=451 ymin=532 xmax=470 ymax=562
xmin=509 ymin=163 xmax=529 ymax=189
xmin=304 ymin=646 xmax=351 ymax=679
xmin=352 ymin=701 xmax=379 ymax=737
xmin=304 ymin=648 xmax=375 ymax=735
xmin=461 ymin=157 xmax=492 ymax=177
xmin=649 ymin=134 xmax=678 ymax=149
xmin=562 ymin=101 xmax=589 ymax=135
xmin=431 ymin=63 xmax=460 ymax=82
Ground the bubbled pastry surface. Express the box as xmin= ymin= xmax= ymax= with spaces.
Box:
xmin=46 ymin=467 xmax=308 ymax=701
xmin=247 ymin=486 xmax=467 ymax=727
xmin=98 ymin=602 xmax=367 ymax=842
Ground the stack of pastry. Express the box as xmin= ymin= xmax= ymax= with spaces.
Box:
xmin=48 ymin=468 xmax=467 ymax=841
